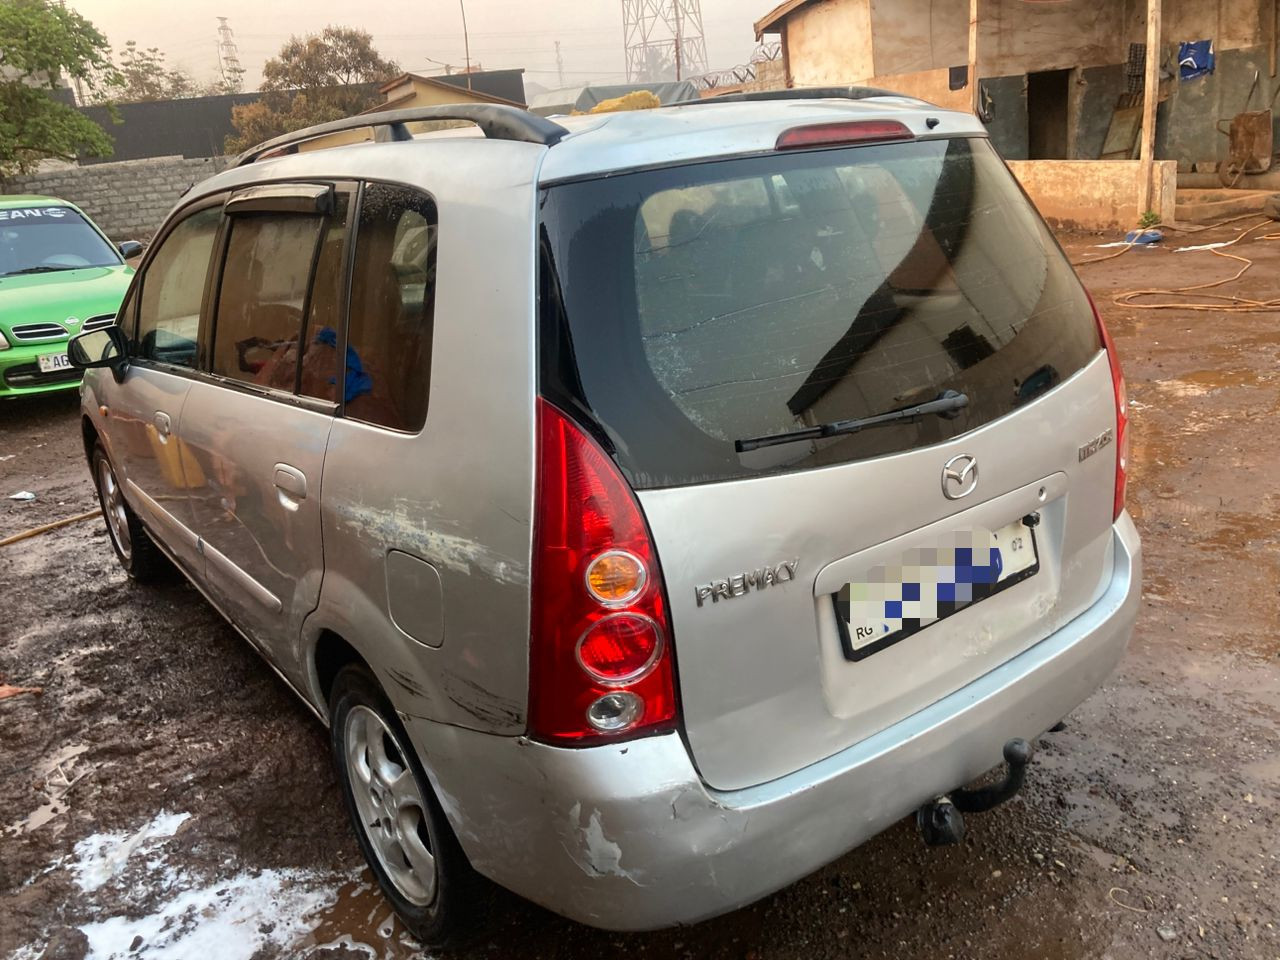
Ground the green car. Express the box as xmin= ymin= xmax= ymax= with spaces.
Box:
xmin=0 ymin=196 xmax=140 ymax=398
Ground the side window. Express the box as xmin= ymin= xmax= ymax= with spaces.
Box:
xmin=136 ymin=206 xmax=220 ymax=366
xmin=211 ymin=213 xmax=324 ymax=391
xmin=344 ymin=184 xmax=437 ymax=431
xmin=296 ymin=213 xmax=348 ymax=403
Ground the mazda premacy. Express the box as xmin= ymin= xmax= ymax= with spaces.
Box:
xmin=70 ymin=91 xmax=1141 ymax=944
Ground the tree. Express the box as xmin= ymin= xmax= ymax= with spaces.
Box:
xmin=0 ymin=0 xmax=120 ymax=178
xmin=226 ymin=26 xmax=399 ymax=153
xmin=106 ymin=41 xmax=198 ymax=103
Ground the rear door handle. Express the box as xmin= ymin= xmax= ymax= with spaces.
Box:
xmin=273 ymin=463 xmax=307 ymax=500
xmin=153 ymin=411 xmax=171 ymax=440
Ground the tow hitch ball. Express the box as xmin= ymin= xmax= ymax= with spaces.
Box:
xmin=917 ymin=738 xmax=1033 ymax=847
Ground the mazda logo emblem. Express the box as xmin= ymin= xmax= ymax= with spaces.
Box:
xmin=941 ymin=454 xmax=979 ymax=499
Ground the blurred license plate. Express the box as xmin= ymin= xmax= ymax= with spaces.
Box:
xmin=833 ymin=518 xmax=1039 ymax=661
xmin=38 ymin=352 xmax=71 ymax=373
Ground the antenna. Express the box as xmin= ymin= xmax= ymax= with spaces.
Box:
xmin=622 ymin=0 xmax=708 ymax=83
xmin=216 ymin=16 xmax=244 ymax=93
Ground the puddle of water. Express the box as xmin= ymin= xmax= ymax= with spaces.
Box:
xmin=5 ymin=742 xmax=91 ymax=836
xmin=1183 ymin=368 xmax=1272 ymax=390
xmin=300 ymin=871 xmax=424 ymax=959
xmin=1193 ymin=509 xmax=1280 ymax=551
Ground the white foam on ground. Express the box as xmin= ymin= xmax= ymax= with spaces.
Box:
xmin=16 ymin=809 xmax=398 ymax=960
xmin=72 ymin=811 xmax=191 ymax=892
xmin=1175 ymin=241 xmax=1230 ymax=252
xmin=78 ymin=868 xmax=331 ymax=960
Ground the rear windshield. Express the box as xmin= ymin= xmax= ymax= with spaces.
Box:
xmin=538 ymin=136 xmax=1100 ymax=489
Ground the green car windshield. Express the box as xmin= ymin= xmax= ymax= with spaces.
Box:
xmin=0 ymin=207 xmax=122 ymax=278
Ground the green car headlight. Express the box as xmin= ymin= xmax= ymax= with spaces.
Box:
xmin=0 ymin=329 xmax=9 ymax=351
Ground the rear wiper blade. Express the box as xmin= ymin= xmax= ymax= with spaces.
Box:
xmin=734 ymin=390 xmax=969 ymax=453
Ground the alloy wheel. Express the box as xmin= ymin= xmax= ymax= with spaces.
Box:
xmin=98 ymin=457 xmax=132 ymax=563
xmin=344 ymin=704 xmax=437 ymax=906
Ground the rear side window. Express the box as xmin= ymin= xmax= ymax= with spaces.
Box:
xmin=539 ymin=137 xmax=1100 ymax=488
xmin=136 ymin=207 xmax=220 ymax=367
xmin=211 ymin=213 xmax=324 ymax=391
xmin=344 ymin=183 xmax=437 ymax=431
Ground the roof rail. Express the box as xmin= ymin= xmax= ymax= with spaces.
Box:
xmin=235 ymin=104 xmax=570 ymax=167
xmin=669 ymin=85 xmax=925 ymax=107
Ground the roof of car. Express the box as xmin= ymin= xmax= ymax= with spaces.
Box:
xmin=222 ymin=96 xmax=977 ymax=188
xmin=534 ymin=97 xmax=983 ymax=183
xmin=0 ymin=195 xmax=74 ymax=209
xmin=192 ymin=96 xmax=986 ymax=206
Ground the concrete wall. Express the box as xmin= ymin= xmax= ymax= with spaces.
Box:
xmin=864 ymin=0 xmax=1267 ymax=78
xmin=1007 ymin=159 xmax=1178 ymax=231
xmin=1138 ymin=0 xmax=1266 ymax=52
xmin=2 ymin=155 xmax=230 ymax=240
xmin=867 ymin=0 xmax=1135 ymax=77
xmin=1157 ymin=43 xmax=1280 ymax=169
xmin=786 ymin=0 xmax=875 ymax=86
xmin=869 ymin=67 xmax=971 ymax=111
xmin=782 ymin=0 xmax=1269 ymax=90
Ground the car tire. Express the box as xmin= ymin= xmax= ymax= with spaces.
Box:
xmin=91 ymin=442 xmax=168 ymax=582
xmin=329 ymin=663 xmax=483 ymax=947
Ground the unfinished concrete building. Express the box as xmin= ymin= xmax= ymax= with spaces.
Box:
xmin=754 ymin=0 xmax=1279 ymax=227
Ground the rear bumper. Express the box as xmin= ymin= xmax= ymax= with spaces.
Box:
xmin=407 ymin=514 xmax=1141 ymax=931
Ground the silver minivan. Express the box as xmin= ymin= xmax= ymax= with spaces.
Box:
xmin=70 ymin=91 xmax=1141 ymax=944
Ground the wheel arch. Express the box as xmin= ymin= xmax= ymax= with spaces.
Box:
xmin=312 ymin=628 xmax=375 ymax=716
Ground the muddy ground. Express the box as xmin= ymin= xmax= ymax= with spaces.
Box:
xmin=2 ymin=222 xmax=1278 ymax=960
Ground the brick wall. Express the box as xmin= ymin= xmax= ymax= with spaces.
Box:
xmin=2 ymin=155 xmax=232 ymax=241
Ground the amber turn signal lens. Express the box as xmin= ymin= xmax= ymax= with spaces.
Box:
xmin=585 ymin=550 xmax=647 ymax=605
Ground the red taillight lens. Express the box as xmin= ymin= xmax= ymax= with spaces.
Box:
xmin=576 ymin=613 xmax=662 ymax=683
xmin=775 ymin=120 xmax=913 ymax=150
xmin=1088 ymin=293 xmax=1128 ymax=521
xmin=529 ymin=399 xmax=677 ymax=743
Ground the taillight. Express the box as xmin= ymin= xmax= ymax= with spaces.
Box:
xmin=529 ymin=399 xmax=677 ymax=744
xmin=1088 ymin=293 xmax=1128 ymax=521
xmin=775 ymin=119 xmax=913 ymax=150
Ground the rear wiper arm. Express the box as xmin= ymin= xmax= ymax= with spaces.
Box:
xmin=734 ymin=390 xmax=969 ymax=453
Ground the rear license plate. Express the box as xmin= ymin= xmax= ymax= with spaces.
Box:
xmin=833 ymin=518 xmax=1040 ymax=661
xmin=37 ymin=352 xmax=72 ymax=373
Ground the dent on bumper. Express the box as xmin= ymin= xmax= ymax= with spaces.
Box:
xmin=407 ymin=516 xmax=1142 ymax=931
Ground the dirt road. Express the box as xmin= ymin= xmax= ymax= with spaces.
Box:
xmin=2 ymin=222 xmax=1278 ymax=959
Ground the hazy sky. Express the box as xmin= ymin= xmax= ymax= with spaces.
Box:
xmin=66 ymin=0 xmax=764 ymax=92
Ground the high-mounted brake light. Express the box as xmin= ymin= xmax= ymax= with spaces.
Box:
xmin=1087 ymin=292 xmax=1128 ymax=521
xmin=529 ymin=399 xmax=678 ymax=743
xmin=775 ymin=119 xmax=914 ymax=151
